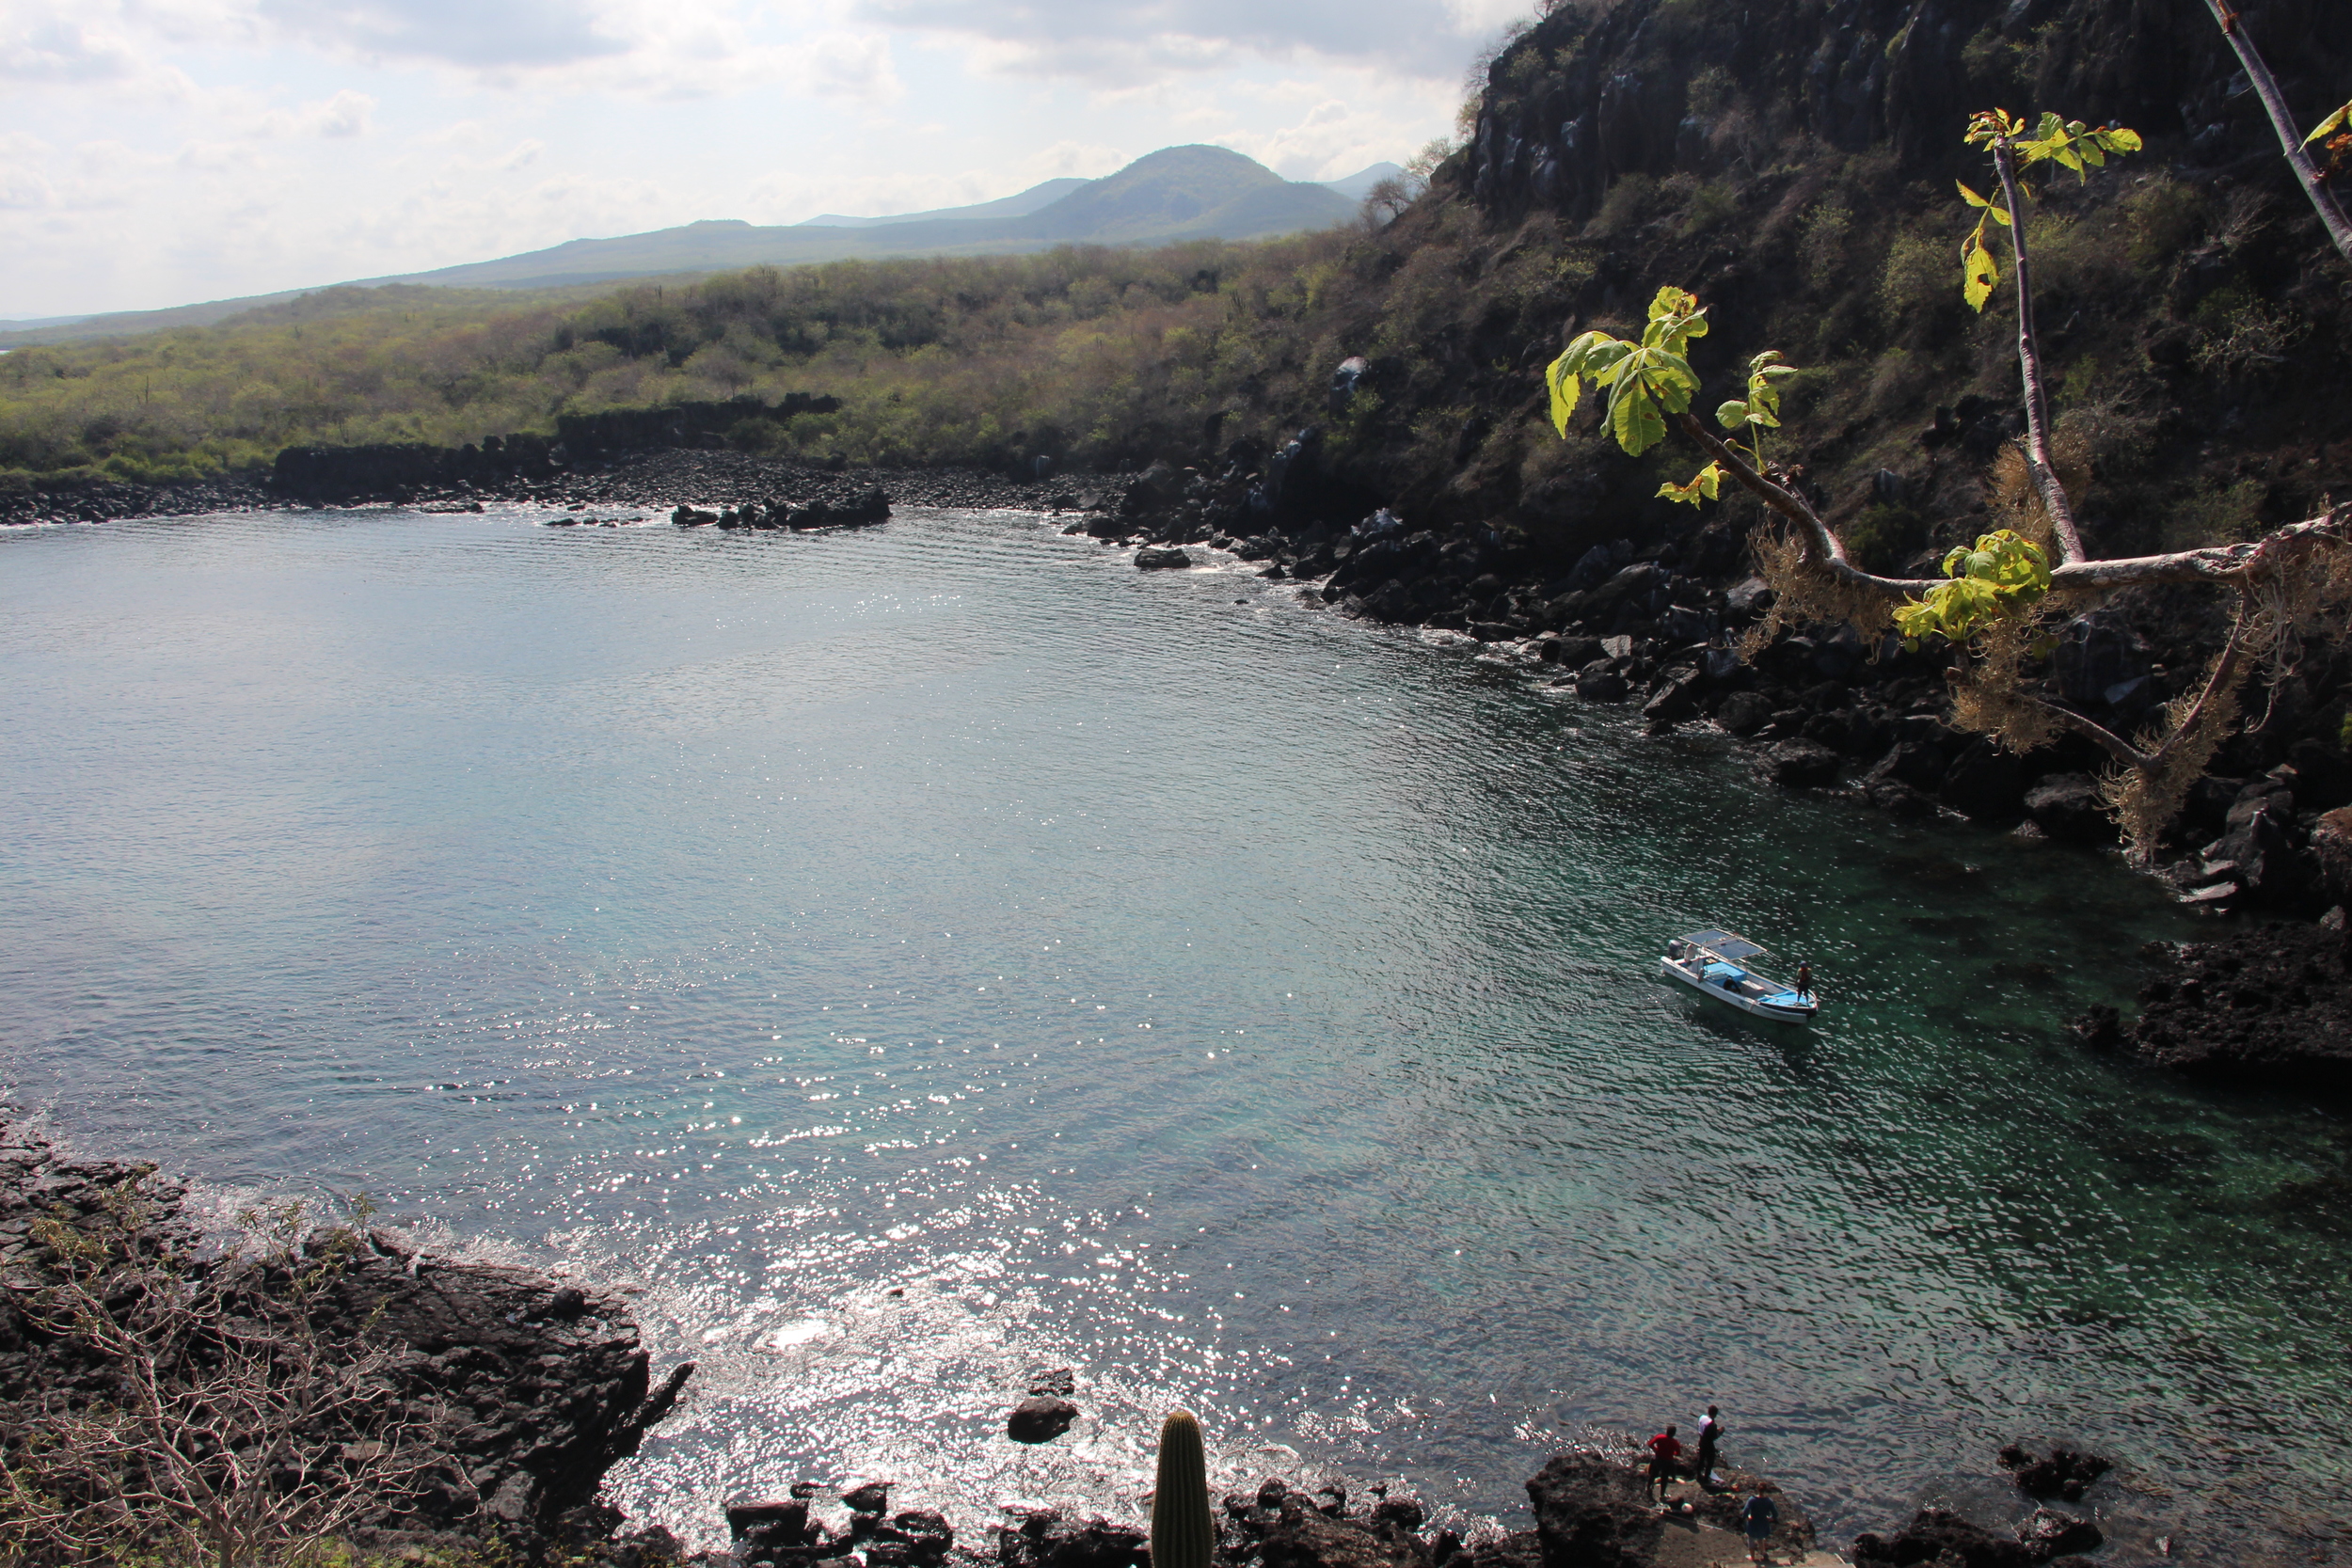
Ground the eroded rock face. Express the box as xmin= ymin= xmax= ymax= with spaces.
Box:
xmin=0 ymin=1117 xmax=687 ymax=1550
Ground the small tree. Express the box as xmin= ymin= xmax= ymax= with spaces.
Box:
xmin=0 ymin=1172 xmax=459 ymax=1567
xmin=1545 ymin=109 xmax=2352 ymax=858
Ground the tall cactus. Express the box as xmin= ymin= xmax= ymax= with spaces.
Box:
xmin=1152 ymin=1409 xmax=1215 ymax=1568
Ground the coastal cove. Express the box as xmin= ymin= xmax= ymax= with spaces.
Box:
xmin=4 ymin=506 xmax=2348 ymax=1560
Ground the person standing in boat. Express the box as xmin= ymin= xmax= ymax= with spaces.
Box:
xmin=1794 ymin=961 xmax=1813 ymax=1000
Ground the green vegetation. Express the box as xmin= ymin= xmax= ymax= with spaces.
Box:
xmin=0 ymin=237 xmax=1366 ymax=488
xmin=1538 ymin=102 xmax=2351 ymax=854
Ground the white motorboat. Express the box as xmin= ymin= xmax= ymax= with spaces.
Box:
xmin=1661 ymin=928 xmax=1819 ymax=1023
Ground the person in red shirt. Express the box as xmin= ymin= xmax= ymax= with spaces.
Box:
xmin=1645 ymin=1424 xmax=1683 ymax=1501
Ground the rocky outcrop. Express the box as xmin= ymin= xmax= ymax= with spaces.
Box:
xmin=1996 ymin=1444 xmax=2112 ymax=1504
xmin=0 ymin=1116 xmax=687 ymax=1553
xmin=675 ymin=487 xmax=891 ymax=531
xmin=2072 ymin=921 xmax=2352 ymax=1090
xmin=1524 ymin=1455 xmax=1662 ymax=1568
xmin=1852 ymin=1503 xmax=2099 ymax=1568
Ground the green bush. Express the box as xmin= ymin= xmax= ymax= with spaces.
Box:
xmin=1845 ymin=502 xmax=1931 ymax=575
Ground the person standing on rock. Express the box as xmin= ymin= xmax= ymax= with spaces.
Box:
xmin=1738 ymin=1484 xmax=1779 ymax=1564
xmin=1693 ymin=1406 xmax=1723 ymax=1487
xmin=1645 ymin=1424 xmax=1682 ymax=1502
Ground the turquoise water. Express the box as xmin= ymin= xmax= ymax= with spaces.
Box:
xmin=3 ymin=507 xmax=2344 ymax=1560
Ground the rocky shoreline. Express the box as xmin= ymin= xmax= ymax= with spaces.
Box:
xmin=0 ymin=1112 xmax=692 ymax=1563
xmin=0 ymin=1108 xmax=2154 ymax=1568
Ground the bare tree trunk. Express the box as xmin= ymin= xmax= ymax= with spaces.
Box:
xmin=2201 ymin=0 xmax=2352 ymax=265
xmin=1990 ymin=139 xmax=2088 ymax=566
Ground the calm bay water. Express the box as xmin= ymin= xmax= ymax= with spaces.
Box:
xmin=3 ymin=507 xmax=2346 ymax=1560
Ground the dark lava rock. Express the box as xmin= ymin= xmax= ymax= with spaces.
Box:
xmin=1136 ymin=546 xmax=1194 ymax=570
xmin=998 ymin=1512 xmax=1148 ymax=1568
xmin=1868 ymin=779 xmax=1940 ymax=818
xmin=1026 ymin=1366 xmax=1075 ymax=1397
xmin=1371 ymin=1497 xmax=1426 ymax=1531
xmin=1867 ymin=740 xmax=1947 ymax=792
xmin=1940 ymin=738 xmax=2026 ymax=823
xmin=2024 ymin=773 xmax=2114 ymax=844
xmin=1260 ymin=1502 xmax=1432 ymax=1568
xmin=1759 ymin=738 xmax=1841 ymax=789
xmin=1715 ymin=689 xmax=1773 ymax=737
xmin=0 ymin=1115 xmax=686 ymax=1554
xmin=1996 ymin=1444 xmax=2113 ymax=1501
xmin=843 ymin=1482 xmax=891 ymax=1514
xmin=728 ymin=1497 xmax=816 ymax=1560
xmin=2074 ymin=922 xmax=2352 ymax=1090
xmin=2017 ymin=1508 xmax=2102 ymax=1559
xmin=1466 ymin=1531 xmax=1543 ymax=1568
xmin=1523 ymin=1454 xmax=1661 ymax=1568
xmin=1007 ymin=1395 xmax=1080 ymax=1443
xmin=1852 ymin=1508 xmax=2034 ymax=1568
xmin=1575 ymin=669 xmax=1629 ymax=703
xmin=1641 ymin=669 xmax=1704 ymax=731
xmin=2314 ymin=806 xmax=2352 ymax=907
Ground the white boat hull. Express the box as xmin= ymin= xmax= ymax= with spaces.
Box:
xmin=1661 ymin=957 xmax=1818 ymax=1023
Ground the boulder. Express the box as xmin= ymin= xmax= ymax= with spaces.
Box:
xmin=1007 ymin=1395 xmax=1079 ymax=1443
xmin=1259 ymin=1506 xmax=1432 ymax=1568
xmin=998 ymin=1513 xmax=1148 ymax=1568
xmin=2023 ymin=773 xmax=2114 ymax=844
xmin=1715 ymin=689 xmax=1773 ymax=737
xmin=1851 ymin=1509 xmax=2034 ymax=1568
xmin=1996 ymin=1444 xmax=2112 ymax=1503
xmin=843 ymin=1482 xmax=891 ymax=1514
xmin=1575 ymin=669 xmax=1629 ymax=703
xmin=1523 ymin=1454 xmax=1661 ymax=1568
xmin=1468 ymin=1532 xmax=1542 ymax=1568
xmin=729 ymin=1497 xmax=817 ymax=1562
xmin=2314 ymin=806 xmax=2352 ymax=908
xmin=1135 ymin=547 xmax=1195 ymax=570
xmin=1759 ymin=738 xmax=1841 ymax=789
xmin=1866 ymin=740 xmax=1947 ymax=791
xmin=1940 ymin=738 xmax=2026 ymax=823
xmin=1868 ymin=780 xmax=1940 ymax=817
xmin=1641 ymin=668 xmax=1705 ymax=730
xmin=2017 ymin=1509 xmax=2101 ymax=1559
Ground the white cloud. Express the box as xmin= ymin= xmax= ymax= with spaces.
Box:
xmin=254 ymin=0 xmax=627 ymax=69
xmin=0 ymin=12 xmax=143 ymax=82
xmin=855 ymin=0 xmax=1492 ymax=80
xmin=249 ymin=87 xmax=377 ymax=137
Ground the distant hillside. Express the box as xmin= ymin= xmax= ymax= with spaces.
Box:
xmin=795 ymin=178 xmax=1089 ymax=228
xmin=2 ymin=146 xmax=1360 ymax=347
xmin=375 ymin=146 xmax=1354 ymax=289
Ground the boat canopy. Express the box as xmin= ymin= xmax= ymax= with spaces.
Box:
xmin=1679 ymin=928 xmax=1769 ymax=962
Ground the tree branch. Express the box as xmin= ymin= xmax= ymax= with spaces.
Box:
xmin=2201 ymin=0 xmax=2352 ymax=267
xmin=1990 ymin=138 xmax=2089 ymax=567
xmin=2006 ymin=689 xmax=2153 ymax=769
xmin=1672 ymin=410 xmax=1942 ymax=593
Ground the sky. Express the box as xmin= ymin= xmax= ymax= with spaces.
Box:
xmin=1 ymin=0 xmax=1524 ymax=321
